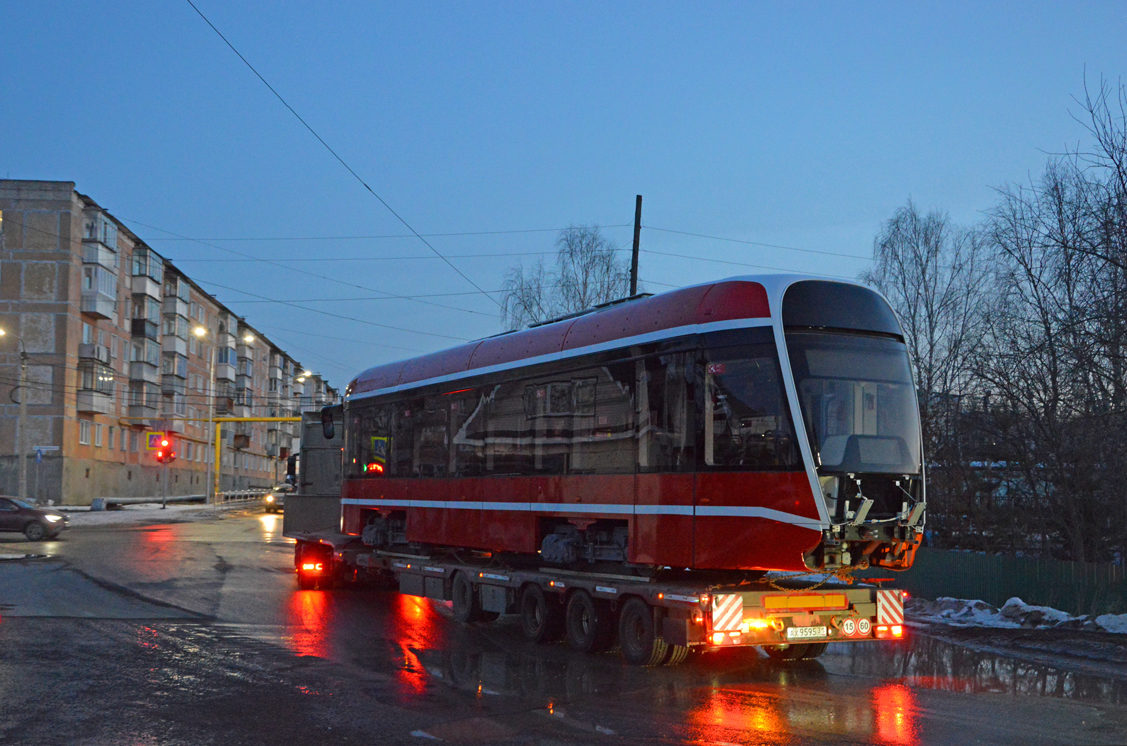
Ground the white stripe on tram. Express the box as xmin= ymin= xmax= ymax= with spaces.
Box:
xmin=345 ymin=317 xmax=773 ymax=401
xmin=339 ymin=498 xmax=821 ymax=528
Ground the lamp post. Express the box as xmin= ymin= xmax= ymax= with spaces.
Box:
xmin=194 ymin=326 xmax=218 ymax=505
xmin=0 ymin=328 xmax=29 ymax=503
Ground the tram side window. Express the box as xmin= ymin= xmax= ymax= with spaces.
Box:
xmin=637 ymin=353 xmax=696 ymax=472
xmin=348 ymin=404 xmax=392 ymax=476
xmin=484 ymin=382 xmax=534 ymax=475
xmin=701 ymin=344 xmax=801 ymax=470
xmin=575 ymin=362 xmax=635 ymax=474
xmin=391 ymin=401 xmax=415 ymax=477
xmin=451 ymin=390 xmax=487 ymax=476
xmin=414 ymin=396 xmax=448 ymax=477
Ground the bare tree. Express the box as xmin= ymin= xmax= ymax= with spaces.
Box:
xmin=501 ymin=225 xmax=634 ymax=330
xmin=860 ymin=201 xmax=990 ymax=539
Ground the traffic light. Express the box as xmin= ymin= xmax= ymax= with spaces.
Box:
xmin=155 ymin=436 xmax=177 ymax=464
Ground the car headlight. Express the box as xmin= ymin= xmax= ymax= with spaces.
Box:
xmin=45 ymin=515 xmax=62 ymax=523
xmin=266 ymin=495 xmax=274 ymax=502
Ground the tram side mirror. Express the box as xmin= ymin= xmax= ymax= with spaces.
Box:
xmin=321 ymin=407 xmax=335 ymax=440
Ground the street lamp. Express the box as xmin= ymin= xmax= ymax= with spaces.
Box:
xmin=194 ymin=326 xmax=219 ymax=505
xmin=0 ymin=327 xmax=30 ymax=504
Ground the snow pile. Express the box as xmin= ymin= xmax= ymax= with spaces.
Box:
xmin=58 ymin=503 xmax=248 ymax=527
xmin=908 ymin=596 xmax=1127 ymax=634
xmin=1094 ymin=613 xmax=1127 ymax=634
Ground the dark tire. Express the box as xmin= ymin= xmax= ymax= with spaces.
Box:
xmin=618 ymin=597 xmax=668 ymax=666
xmin=565 ymin=590 xmax=616 ymax=654
xmin=662 ymin=644 xmax=690 ymax=666
xmin=23 ymin=522 xmax=47 ymax=542
xmin=520 ymin=584 xmax=563 ymax=643
xmin=451 ymin=571 xmax=486 ymax=623
xmin=764 ymin=642 xmax=828 ymax=661
xmin=297 ymin=572 xmax=317 ymax=590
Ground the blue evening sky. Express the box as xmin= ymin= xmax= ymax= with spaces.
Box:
xmin=3 ymin=1 xmax=1123 ymax=386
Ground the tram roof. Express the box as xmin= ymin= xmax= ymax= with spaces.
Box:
xmin=347 ymin=274 xmax=832 ymax=398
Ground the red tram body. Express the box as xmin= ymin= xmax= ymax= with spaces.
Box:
xmin=340 ymin=275 xmax=925 ymax=575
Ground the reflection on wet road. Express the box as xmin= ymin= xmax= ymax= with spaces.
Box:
xmin=268 ymin=579 xmax=1127 ymax=744
xmin=2 ymin=512 xmax=1125 ymax=745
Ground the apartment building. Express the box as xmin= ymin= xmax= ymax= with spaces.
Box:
xmin=0 ymin=180 xmax=338 ymax=504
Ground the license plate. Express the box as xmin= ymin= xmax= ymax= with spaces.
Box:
xmin=786 ymin=625 xmax=827 ymax=640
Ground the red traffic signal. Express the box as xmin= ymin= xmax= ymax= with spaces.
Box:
xmin=155 ymin=437 xmax=177 ymax=464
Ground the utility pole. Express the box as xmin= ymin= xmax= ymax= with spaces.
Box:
xmin=18 ymin=348 xmax=28 ymax=504
xmin=630 ymin=195 xmax=642 ymax=296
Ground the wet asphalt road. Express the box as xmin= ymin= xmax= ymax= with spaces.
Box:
xmin=1 ymin=511 xmax=1126 ymax=746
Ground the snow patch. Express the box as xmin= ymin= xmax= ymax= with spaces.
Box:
xmin=908 ymin=596 xmax=1127 ymax=634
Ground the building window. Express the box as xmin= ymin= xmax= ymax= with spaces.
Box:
xmin=109 ymin=426 xmax=115 ymax=450
xmin=82 ymin=323 xmax=94 ymax=345
xmin=130 ymin=431 xmax=138 ymax=452
xmin=120 ymin=428 xmax=127 ymax=451
xmin=79 ymin=420 xmax=91 ymax=445
xmin=94 ymin=423 xmax=104 ymax=447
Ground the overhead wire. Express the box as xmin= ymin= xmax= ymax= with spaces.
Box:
xmin=183 ymin=0 xmax=501 ymax=307
xmin=145 ymin=225 xmax=632 ymax=242
xmin=120 ymin=217 xmax=497 ymax=319
xmin=193 ymin=278 xmax=473 ymax=342
xmin=643 ymin=225 xmax=872 ymax=261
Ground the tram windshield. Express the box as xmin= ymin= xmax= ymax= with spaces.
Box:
xmin=785 ymin=332 xmax=921 ymax=475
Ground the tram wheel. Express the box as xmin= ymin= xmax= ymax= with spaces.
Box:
xmin=764 ymin=642 xmax=828 ymax=661
xmin=565 ymin=590 xmax=616 ymax=654
xmin=520 ymin=584 xmax=563 ymax=643
xmin=618 ymin=597 xmax=669 ymax=666
xmin=451 ymin=571 xmax=487 ymax=623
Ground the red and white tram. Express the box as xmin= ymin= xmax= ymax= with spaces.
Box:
xmin=340 ymin=275 xmax=924 ymax=575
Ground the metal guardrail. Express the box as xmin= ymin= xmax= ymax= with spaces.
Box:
xmin=215 ymin=489 xmax=270 ymax=505
xmin=89 ymin=489 xmax=271 ymax=511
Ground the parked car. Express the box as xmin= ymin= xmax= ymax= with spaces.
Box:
xmin=0 ymin=496 xmax=69 ymax=541
xmin=264 ymin=484 xmax=294 ymax=514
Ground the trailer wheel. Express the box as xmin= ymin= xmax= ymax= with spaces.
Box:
xmin=451 ymin=571 xmax=488 ymax=623
xmin=662 ymin=645 xmax=690 ymax=666
xmin=565 ymin=590 xmax=616 ymax=654
xmin=764 ymin=642 xmax=828 ymax=661
xmin=618 ymin=597 xmax=669 ymax=666
xmin=520 ymin=584 xmax=563 ymax=643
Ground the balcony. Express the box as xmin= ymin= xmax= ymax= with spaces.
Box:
xmin=81 ymin=294 xmax=115 ymax=319
xmin=128 ymin=360 xmax=160 ymax=384
xmin=268 ymin=365 xmax=282 ymax=380
xmin=128 ymin=403 xmax=158 ymax=421
xmin=82 ymin=242 xmax=117 ymax=270
xmin=131 ymin=319 xmax=159 ymax=340
xmin=76 ymin=390 xmax=114 ymax=414
xmin=160 ymin=416 xmax=186 ymax=434
xmin=237 ymin=373 xmax=253 ymax=390
xmin=266 ymin=443 xmax=279 ymax=457
xmin=132 ymin=274 xmax=161 ymax=299
xmin=161 ymin=377 xmax=186 ymax=395
xmin=78 ymin=344 xmax=110 ymax=364
xmin=215 ymin=362 xmax=236 ymax=382
xmin=232 ymin=434 xmax=251 ymax=450
xmin=214 ymin=397 xmax=235 ymax=415
xmin=162 ymin=336 xmax=187 ymax=356
xmin=162 ymin=296 xmax=189 ymax=317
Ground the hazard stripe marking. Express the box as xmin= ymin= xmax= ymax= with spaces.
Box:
xmin=876 ymin=590 xmax=904 ymax=625
xmin=712 ymin=594 xmax=744 ymax=632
